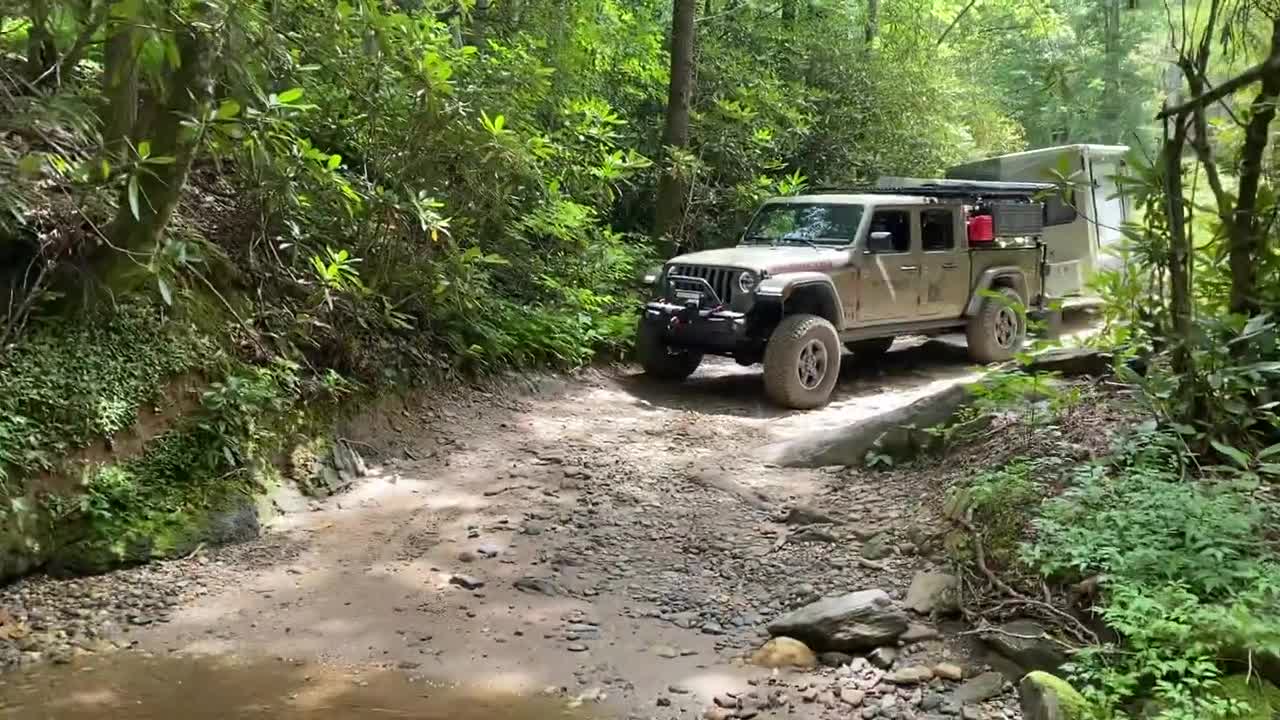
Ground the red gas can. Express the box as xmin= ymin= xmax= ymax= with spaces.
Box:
xmin=967 ymin=214 xmax=994 ymax=243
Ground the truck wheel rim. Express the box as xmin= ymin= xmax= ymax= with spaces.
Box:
xmin=995 ymin=307 xmax=1018 ymax=347
xmin=798 ymin=339 xmax=828 ymax=390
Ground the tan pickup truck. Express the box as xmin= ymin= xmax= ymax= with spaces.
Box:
xmin=638 ymin=184 xmax=1047 ymax=409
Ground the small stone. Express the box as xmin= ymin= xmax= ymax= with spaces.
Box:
xmin=654 ymin=645 xmax=680 ymax=659
xmin=750 ymin=637 xmax=817 ymax=669
xmin=801 ymin=688 xmax=820 ymax=703
xmin=513 ymin=577 xmax=558 ymax=595
xmin=961 ymin=705 xmax=982 ymax=720
xmin=861 ymin=533 xmax=892 ymax=560
xmin=921 ymin=691 xmax=944 ymax=710
xmin=713 ymin=694 xmax=737 ymax=709
xmin=669 ymin=684 xmax=692 ymax=695
xmin=458 ymin=551 xmax=477 ymax=563
xmin=703 ymin=708 xmax=732 ymax=720
xmin=905 ymin=571 xmax=960 ymax=615
xmin=868 ymin=646 xmax=898 ymax=669
xmin=887 ymin=666 xmax=934 ymax=685
xmin=656 ymin=697 xmax=671 ymax=707
xmin=933 ymin=662 xmax=964 ymax=681
xmin=566 ymin=643 xmax=589 ymax=652
xmin=449 ymin=575 xmax=484 ymax=590
xmin=840 ymin=689 xmax=866 ymax=707
xmin=701 ymin=621 xmax=725 ymax=635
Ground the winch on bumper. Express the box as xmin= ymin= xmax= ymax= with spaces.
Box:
xmin=640 ymin=300 xmax=750 ymax=355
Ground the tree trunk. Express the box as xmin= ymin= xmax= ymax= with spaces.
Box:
xmin=1228 ymin=18 xmax=1280 ymax=316
xmin=467 ymin=0 xmax=490 ymax=46
xmin=653 ymin=0 xmax=697 ymax=253
xmin=26 ymin=0 xmax=58 ymax=83
xmin=864 ymin=0 xmax=878 ymax=45
xmin=1100 ymin=0 xmax=1123 ymax=141
xmin=782 ymin=0 xmax=795 ymax=24
xmin=102 ymin=19 xmax=139 ymax=154
xmin=1163 ymin=115 xmax=1193 ymax=373
xmin=97 ymin=15 xmax=222 ymax=287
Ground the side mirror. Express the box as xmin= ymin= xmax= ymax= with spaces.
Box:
xmin=867 ymin=231 xmax=895 ymax=253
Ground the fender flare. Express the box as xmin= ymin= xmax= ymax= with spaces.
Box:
xmin=756 ymin=272 xmax=842 ymax=325
xmin=965 ymin=266 xmax=1029 ymax=317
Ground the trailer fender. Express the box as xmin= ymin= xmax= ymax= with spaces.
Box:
xmin=965 ymin=267 xmax=1029 ymax=317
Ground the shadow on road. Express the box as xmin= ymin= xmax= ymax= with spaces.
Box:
xmin=616 ymin=338 xmax=976 ymax=419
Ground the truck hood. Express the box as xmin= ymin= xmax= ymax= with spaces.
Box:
xmin=668 ymin=245 xmax=851 ymax=275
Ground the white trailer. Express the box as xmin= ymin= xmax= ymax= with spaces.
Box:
xmin=945 ymin=144 xmax=1130 ymax=303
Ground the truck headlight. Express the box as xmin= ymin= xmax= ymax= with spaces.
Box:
xmin=642 ymin=266 xmax=662 ymax=285
xmin=739 ymin=270 xmax=760 ymax=293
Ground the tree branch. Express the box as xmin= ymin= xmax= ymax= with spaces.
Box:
xmin=1156 ymin=54 xmax=1280 ymax=119
xmin=937 ymin=0 xmax=980 ymax=47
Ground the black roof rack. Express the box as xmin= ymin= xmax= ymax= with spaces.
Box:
xmin=808 ymin=177 xmax=1053 ymax=201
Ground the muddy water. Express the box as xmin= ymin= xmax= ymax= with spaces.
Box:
xmin=0 ymin=654 xmax=595 ymax=719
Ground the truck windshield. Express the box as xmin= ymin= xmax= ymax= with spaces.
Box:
xmin=743 ymin=203 xmax=863 ymax=246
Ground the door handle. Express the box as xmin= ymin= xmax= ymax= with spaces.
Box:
xmin=941 ymin=262 xmax=957 ymax=269
xmin=899 ymin=265 xmax=919 ymax=272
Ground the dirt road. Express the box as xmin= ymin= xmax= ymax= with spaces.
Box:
xmin=3 ymin=338 xmax=1025 ymax=719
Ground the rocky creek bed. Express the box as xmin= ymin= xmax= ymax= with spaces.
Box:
xmin=0 ymin=347 xmax=1120 ymax=719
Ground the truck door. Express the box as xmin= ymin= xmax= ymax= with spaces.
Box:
xmin=919 ymin=207 xmax=970 ymax=318
xmin=857 ymin=208 xmax=920 ymax=322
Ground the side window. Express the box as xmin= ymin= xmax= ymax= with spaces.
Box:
xmin=921 ymin=209 xmax=955 ymax=251
xmin=867 ymin=210 xmax=911 ymax=253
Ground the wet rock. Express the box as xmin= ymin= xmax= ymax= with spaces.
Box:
xmin=887 ymin=666 xmax=934 ymax=685
xmin=869 ymin=645 xmax=899 ymax=669
xmin=982 ymin=619 xmax=1067 ymax=673
xmin=750 ymin=637 xmax=818 ymax=669
xmin=905 ymin=571 xmax=959 ymax=615
xmin=766 ymin=589 xmax=908 ymax=652
xmin=953 ymin=671 xmax=1006 ymax=705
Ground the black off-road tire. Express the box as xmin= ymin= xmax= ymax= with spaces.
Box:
xmin=636 ymin=317 xmax=702 ymax=381
xmin=763 ymin=313 xmax=842 ymax=409
xmin=844 ymin=336 xmax=895 ymax=360
xmin=966 ymin=286 xmax=1026 ymax=363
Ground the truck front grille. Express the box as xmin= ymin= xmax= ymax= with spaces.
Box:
xmin=667 ymin=264 xmax=737 ymax=305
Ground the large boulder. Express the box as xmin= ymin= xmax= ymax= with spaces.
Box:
xmin=981 ymin=619 xmax=1068 ymax=674
xmin=905 ymin=570 xmax=960 ymax=615
xmin=1215 ymin=674 xmax=1280 ymax=720
xmin=1018 ymin=671 xmax=1093 ymax=720
xmin=766 ymin=589 xmax=909 ymax=652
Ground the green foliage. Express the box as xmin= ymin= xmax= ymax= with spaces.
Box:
xmin=0 ymin=303 xmax=213 ymax=483
xmin=949 ymin=456 xmax=1067 ymax=566
xmin=1024 ymin=430 xmax=1280 ymax=719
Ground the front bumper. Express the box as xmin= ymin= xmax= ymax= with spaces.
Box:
xmin=641 ymin=301 xmax=751 ymax=355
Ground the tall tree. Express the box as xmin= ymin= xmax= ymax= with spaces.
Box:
xmin=865 ymin=0 xmax=879 ymax=44
xmin=653 ymin=0 xmax=698 ymax=252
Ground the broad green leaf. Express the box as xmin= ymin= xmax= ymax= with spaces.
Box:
xmin=1210 ymin=439 xmax=1251 ymax=470
xmin=327 ymin=154 xmax=342 ymax=170
xmin=137 ymin=140 xmax=151 ymax=159
xmin=277 ymin=88 xmax=304 ymax=104
xmin=1259 ymin=443 xmax=1280 ymax=460
xmin=157 ymin=277 xmax=173 ymax=306
xmin=127 ymin=175 xmax=141 ymax=220
xmin=216 ymin=100 xmax=242 ymax=119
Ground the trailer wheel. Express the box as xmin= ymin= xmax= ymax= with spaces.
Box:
xmin=764 ymin=314 xmax=841 ymax=409
xmin=636 ymin=317 xmax=702 ymax=380
xmin=967 ymin=286 xmax=1026 ymax=363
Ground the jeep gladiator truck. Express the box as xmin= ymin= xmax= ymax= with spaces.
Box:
xmin=637 ymin=183 xmax=1048 ymax=409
